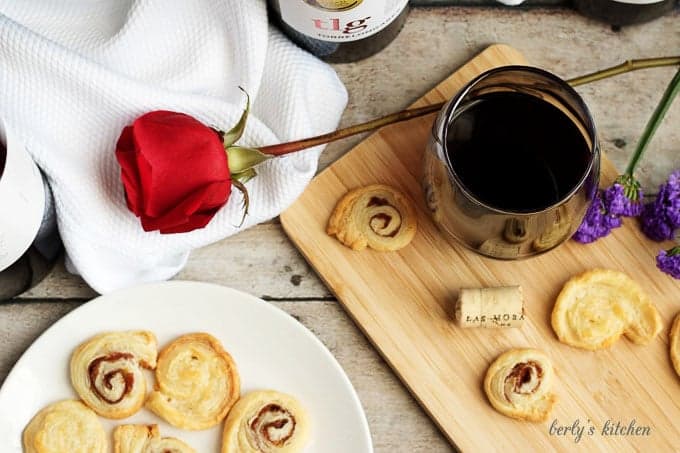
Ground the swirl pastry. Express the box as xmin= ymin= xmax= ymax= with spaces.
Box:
xmin=327 ymin=184 xmax=417 ymax=251
xmin=23 ymin=400 xmax=106 ymax=453
xmin=70 ymin=330 xmax=157 ymax=419
xmin=113 ymin=424 xmax=196 ymax=453
xmin=551 ymin=269 xmax=662 ymax=350
xmin=484 ymin=349 xmax=557 ymax=422
xmin=222 ymin=390 xmax=310 ymax=453
xmin=670 ymin=312 xmax=680 ymax=378
xmin=146 ymin=333 xmax=240 ymax=430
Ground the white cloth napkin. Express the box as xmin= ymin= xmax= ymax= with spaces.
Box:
xmin=0 ymin=0 xmax=348 ymax=293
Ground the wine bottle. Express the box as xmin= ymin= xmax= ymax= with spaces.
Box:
xmin=0 ymin=129 xmax=62 ymax=300
xmin=268 ymin=0 xmax=409 ymax=63
xmin=573 ymin=0 xmax=676 ymax=26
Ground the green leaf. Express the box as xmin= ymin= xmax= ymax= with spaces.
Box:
xmin=232 ymin=168 xmax=257 ymax=184
xmin=626 ymin=67 xmax=680 ymax=175
xmin=227 ymin=146 xmax=271 ymax=174
xmin=222 ymin=87 xmax=250 ymax=147
xmin=615 ymin=174 xmax=642 ymax=201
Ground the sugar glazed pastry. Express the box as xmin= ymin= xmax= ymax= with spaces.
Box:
xmin=670 ymin=312 xmax=680 ymax=378
xmin=327 ymin=184 xmax=417 ymax=251
xmin=551 ymin=269 xmax=662 ymax=350
xmin=146 ymin=333 xmax=240 ymax=430
xmin=484 ymin=348 xmax=557 ymax=422
xmin=23 ymin=400 xmax=106 ymax=453
xmin=70 ymin=331 xmax=157 ymax=418
xmin=222 ymin=390 xmax=310 ymax=453
xmin=113 ymin=424 xmax=196 ymax=453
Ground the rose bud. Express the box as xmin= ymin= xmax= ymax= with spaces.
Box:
xmin=116 ymin=90 xmax=270 ymax=234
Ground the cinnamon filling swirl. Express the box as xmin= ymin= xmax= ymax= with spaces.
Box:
xmin=250 ymin=404 xmax=296 ymax=448
xmin=88 ymin=352 xmax=135 ymax=404
xmin=366 ymin=198 xmax=402 ymax=238
xmin=503 ymin=360 xmax=543 ymax=402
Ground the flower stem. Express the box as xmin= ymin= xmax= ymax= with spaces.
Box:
xmin=258 ymin=55 xmax=680 ymax=157
xmin=567 ymin=56 xmax=680 ymax=87
xmin=625 ymin=66 xmax=680 ymax=175
xmin=257 ymin=103 xmax=442 ymax=156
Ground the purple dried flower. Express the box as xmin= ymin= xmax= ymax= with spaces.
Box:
xmin=573 ymin=191 xmax=622 ymax=243
xmin=656 ymin=246 xmax=680 ymax=279
xmin=640 ymin=170 xmax=680 ymax=241
xmin=604 ymin=177 xmax=643 ymax=217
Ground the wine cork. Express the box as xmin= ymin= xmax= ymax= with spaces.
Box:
xmin=455 ymin=286 xmax=525 ymax=328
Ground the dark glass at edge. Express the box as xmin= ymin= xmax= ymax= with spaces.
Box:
xmin=268 ymin=1 xmax=409 ymax=63
xmin=0 ymin=143 xmax=6 ymax=179
xmin=573 ymin=0 xmax=676 ymax=26
xmin=0 ymin=143 xmax=62 ymax=301
xmin=0 ymin=242 xmax=62 ymax=301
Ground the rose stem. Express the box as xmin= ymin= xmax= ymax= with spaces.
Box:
xmin=624 ymin=66 xmax=680 ymax=176
xmin=258 ymin=55 xmax=680 ymax=157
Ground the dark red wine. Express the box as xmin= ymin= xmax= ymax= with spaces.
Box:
xmin=574 ymin=0 xmax=675 ymax=26
xmin=268 ymin=0 xmax=409 ymax=63
xmin=446 ymin=91 xmax=591 ymax=213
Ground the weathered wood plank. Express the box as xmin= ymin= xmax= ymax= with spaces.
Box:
xmin=413 ymin=1 xmax=567 ymax=4
xmin=22 ymin=223 xmax=332 ymax=300
xmin=0 ymin=300 xmax=453 ymax=453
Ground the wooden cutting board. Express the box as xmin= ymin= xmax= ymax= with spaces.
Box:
xmin=280 ymin=45 xmax=680 ymax=452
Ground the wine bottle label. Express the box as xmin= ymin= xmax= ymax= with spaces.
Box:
xmin=0 ymin=127 xmax=45 ymax=272
xmin=280 ymin=0 xmax=408 ymax=43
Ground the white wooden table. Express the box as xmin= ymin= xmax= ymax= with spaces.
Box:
xmin=2 ymin=7 xmax=679 ymax=452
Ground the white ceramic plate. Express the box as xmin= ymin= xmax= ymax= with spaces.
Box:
xmin=0 ymin=281 xmax=372 ymax=452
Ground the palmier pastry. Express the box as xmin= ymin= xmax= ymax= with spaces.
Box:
xmin=327 ymin=184 xmax=417 ymax=251
xmin=23 ymin=400 xmax=106 ymax=453
xmin=222 ymin=390 xmax=310 ymax=453
xmin=113 ymin=424 xmax=196 ymax=453
xmin=146 ymin=333 xmax=240 ymax=430
xmin=551 ymin=269 xmax=662 ymax=350
xmin=670 ymin=312 xmax=680 ymax=378
xmin=70 ymin=330 xmax=157 ymax=418
xmin=484 ymin=348 xmax=557 ymax=422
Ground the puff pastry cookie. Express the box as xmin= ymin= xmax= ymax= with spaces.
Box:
xmin=222 ymin=390 xmax=310 ymax=453
xmin=327 ymin=184 xmax=417 ymax=251
xmin=484 ymin=349 xmax=557 ymax=422
xmin=70 ymin=330 xmax=157 ymax=419
xmin=670 ymin=312 xmax=680 ymax=378
xmin=551 ymin=269 xmax=662 ymax=350
xmin=146 ymin=333 xmax=240 ymax=430
xmin=23 ymin=400 xmax=106 ymax=453
xmin=113 ymin=424 xmax=196 ymax=453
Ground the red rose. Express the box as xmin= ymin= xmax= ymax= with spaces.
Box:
xmin=115 ymin=111 xmax=232 ymax=234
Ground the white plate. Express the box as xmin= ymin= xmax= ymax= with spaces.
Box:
xmin=0 ymin=281 xmax=373 ymax=452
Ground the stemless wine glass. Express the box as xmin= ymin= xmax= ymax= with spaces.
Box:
xmin=422 ymin=66 xmax=600 ymax=259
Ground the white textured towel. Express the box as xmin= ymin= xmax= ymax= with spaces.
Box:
xmin=0 ymin=0 xmax=348 ymax=293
